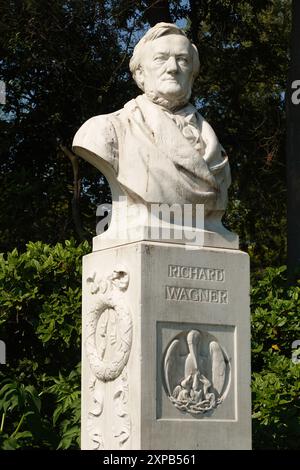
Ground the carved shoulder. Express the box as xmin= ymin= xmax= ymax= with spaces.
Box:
xmin=72 ymin=114 xmax=119 ymax=174
xmin=196 ymin=112 xmax=231 ymax=185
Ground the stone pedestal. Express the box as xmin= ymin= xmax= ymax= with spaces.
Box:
xmin=81 ymin=241 xmax=251 ymax=450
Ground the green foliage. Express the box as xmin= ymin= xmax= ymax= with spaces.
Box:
xmin=1 ymin=242 xmax=300 ymax=449
xmin=251 ymin=266 xmax=300 ymax=449
xmin=0 ymin=240 xmax=89 ymax=449
xmin=0 ymin=378 xmax=53 ymax=449
xmin=252 ymin=356 xmax=300 ymax=449
xmin=0 ymin=367 xmax=81 ymax=450
xmin=45 ymin=366 xmax=81 ymax=449
xmin=251 ymin=266 xmax=300 ymax=363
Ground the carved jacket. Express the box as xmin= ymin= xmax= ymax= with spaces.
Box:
xmin=72 ymin=94 xmax=230 ymax=212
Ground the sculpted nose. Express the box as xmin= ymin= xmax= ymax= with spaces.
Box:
xmin=166 ymin=56 xmax=178 ymax=73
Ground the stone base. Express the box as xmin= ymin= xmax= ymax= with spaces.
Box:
xmin=81 ymin=241 xmax=251 ymax=450
xmin=92 ymin=225 xmax=239 ymax=251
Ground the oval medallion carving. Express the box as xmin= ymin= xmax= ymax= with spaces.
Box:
xmin=163 ymin=329 xmax=231 ymax=415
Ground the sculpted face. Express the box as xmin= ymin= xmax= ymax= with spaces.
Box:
xmin=137 ymin=34 xmax=194 ymax=106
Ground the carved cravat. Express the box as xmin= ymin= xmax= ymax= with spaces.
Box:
xmin=163 ymin=105 xmax=205 ymax=154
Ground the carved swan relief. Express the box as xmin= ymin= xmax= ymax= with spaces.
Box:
xmin=163 ymin=329 xmax=231 ymax=415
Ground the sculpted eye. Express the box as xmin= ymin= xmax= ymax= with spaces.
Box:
xmin=178 ymin=56 xmax=189 ymax=64
xmin=154 ymin=56 xmax=166 ymax=63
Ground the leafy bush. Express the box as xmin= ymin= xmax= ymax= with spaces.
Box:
xmin=251 ymin=266 xmax=300 ymax=449
xmin=1 ymin=242 xmax=300 ymax=449
xmin=0 ymin=240 xmax=90 ymax=449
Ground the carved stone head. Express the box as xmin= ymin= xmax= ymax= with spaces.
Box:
xmin=129 ymin=23 xmax=200 ymax=109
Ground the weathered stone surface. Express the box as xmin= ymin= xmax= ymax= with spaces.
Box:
xmin=81 ymin=242 xmax=251 ymax=450
xmin=73 ymin=23 xmax=236 ymax=247
xmin=76 ymin=22 xmax=251 ymax=451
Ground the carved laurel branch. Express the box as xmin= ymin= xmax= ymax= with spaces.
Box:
xmin=85 ymin=267 xmax=132 ymax=382
xmin=112 ymin=370 xmax=131 ymax=447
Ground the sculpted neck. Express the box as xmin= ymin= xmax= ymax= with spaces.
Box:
xmin=143 ymin=92 xmax=190 ymax=112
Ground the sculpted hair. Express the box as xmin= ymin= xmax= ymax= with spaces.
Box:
xmin=129 ymin=22 xmax=200 ymax=91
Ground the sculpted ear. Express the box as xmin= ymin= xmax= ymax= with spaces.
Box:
xmin=134 ymin=66 xmax=145 ymax=91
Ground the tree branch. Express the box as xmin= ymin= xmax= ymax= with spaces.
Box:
xmin=60 ymin=144 xmax=85 ymax=241
xmin=143 ymin=0 xmax=172 ymax=26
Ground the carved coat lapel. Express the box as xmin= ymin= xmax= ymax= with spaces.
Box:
xmin=132 ymin=95 xmax=217 ymax=189
xmin=112 ymin=95 xmax=218 ymax=207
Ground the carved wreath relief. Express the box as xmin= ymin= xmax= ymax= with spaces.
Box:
xmin=163 ymin=329 xmax=230 ymax=415
xmin=85 ymin=266 xmax=132 ymax=449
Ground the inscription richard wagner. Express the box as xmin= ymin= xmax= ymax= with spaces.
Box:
xmin=165 ymin=286 xmax=228 ymax=304
xmin=168 ymin=265 xmax=225 ymax=282
xmin=166 ymin=264 xmax=228 ymax=304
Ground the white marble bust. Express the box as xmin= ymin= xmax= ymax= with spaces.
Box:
xmin=73 ymin=23 xmax=235 ymax=248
